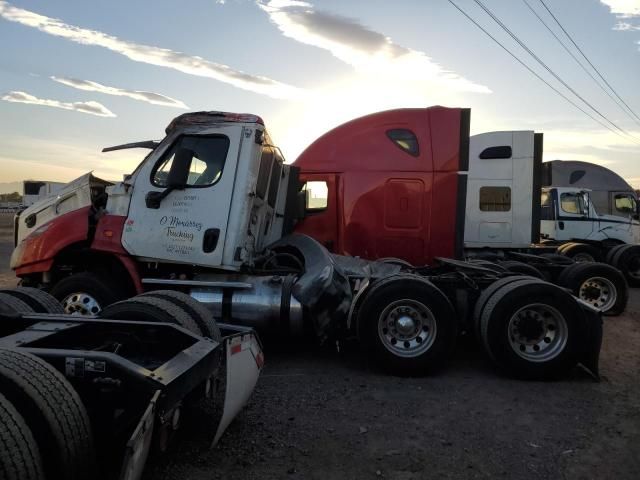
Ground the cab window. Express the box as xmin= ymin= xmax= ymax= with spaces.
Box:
xmin=152 ymin=135 xmax=229 ymax=188
xmin=303 ymin=181 xmax=328 ymax=211
xmin=614 ymin=194 xmax=637 ymax=215
xmin=560 ymin=193 xmax=586 ymax=215
xmin=386 ymin=129 xmax=419 ymax=157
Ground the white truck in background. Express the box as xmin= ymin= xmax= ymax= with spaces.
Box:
xmin=23 ymin=180 xmax=66 ymax=207
xmin=464 ymin=131 xmax=640 ymax=286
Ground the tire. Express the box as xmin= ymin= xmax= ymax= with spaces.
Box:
xmin=605 ymin=244 xmax=626 ymax=266
xmin=610 ymin=244 xmax=640 ymax=287
xmin=100 ymin=296 xmax=202 ymax=335
xmin=498 ymin=261 xmax=544 ymax=279
xmin=0 ymin=392 xmax=44 ymax=480
xmin=0 ymin=288 xmax=64 ymax=314
xmin=50 ymin=272 xmax=125 ymax=315
xmin=0 ymin=293 xmax=34 ymax=314
xmin=472 ymin=276 xmax=539 ymax=340
xmin=560 ymin=243 xmax=601 ymax=263
xmin=479 ymin=280 xmax=585 ymax=379
xmin=140 ymin=290 xmax=221 ymax=340
xmin=556 ymin=263 xmax=628 ymax=315
xmin=357 ymin=274 xmax=457 ymax=375
xmin=0 ymin=349 xmax=95 ymax=480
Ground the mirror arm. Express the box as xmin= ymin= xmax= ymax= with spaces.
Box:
xmin=145 ymin=186 xmax=176 ymax=209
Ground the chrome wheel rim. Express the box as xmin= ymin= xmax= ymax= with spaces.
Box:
xmin=579 ymin=276 xmax=617 ymax=311
xmin=508 ymin=303 xmax=567 ymax=362
xmin=573 ymin=252 xmax=595 ymax=263
xmin=61 ymin=292 xmax=101 ymax=316
xmin=377 ymin=299 xmax=436 ymax=358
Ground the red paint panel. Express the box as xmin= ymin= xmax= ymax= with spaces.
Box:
xmin=92 ymin=215 xmax=143 ymax=293
xmin=14 ymin=207 xmax=90 ymax=271
xmin=92 ymin=214 xmax=128 ymax=254
xmin=384 ymin=179 xmax=423 ymax=229
xmin=293 ymin=106 xmax=465 ymax=265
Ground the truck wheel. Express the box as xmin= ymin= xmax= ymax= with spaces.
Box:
xmin=50 ymin=272 xmax=124 ymax=315
xmin=100 ymin=296 xmax=202 ymax=335
xmin=610 ymin=244 xmax=640 ymax=287
xmin=0 ymin=349 xmax=95 ymax=480
xmin=0 ymin=288 xmax=64 ymax=314
xmin=479 ymin=280 xmax=584 ymax=379
xmin=0 ymin=392 xmax=44 ymax=480
xmin=357 ymin=275 xmax=456 ymax=375
xmin=605 ymin=244 xmax=626 ymax=265
xmin=378 ymin=257 xmax=415 ymax=269
xmin=472 ymin=276 xmax=538 ymax=340
xmin=0 ymin=293 xmax=34 ymax=314
xmin=560 ymin=243 xmax=601 ymax=262
xmin=498 ymin=261 xmax=544 ymax=279
xmin=557 ymin=263 xmax=628 ymax=315
xmin=140 ymin=290 xmax=221 ymax=340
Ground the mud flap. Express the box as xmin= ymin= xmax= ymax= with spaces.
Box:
xmin=576 ymin=299 xmax=603 ymax=380
xmin=212 ymin=333 xmax=263 ymax=445
xmin=119 ymin=390 xmax=161 ymax=480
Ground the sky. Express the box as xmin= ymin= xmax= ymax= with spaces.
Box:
xmin=0 ymin=0 xmax=639 ymax=191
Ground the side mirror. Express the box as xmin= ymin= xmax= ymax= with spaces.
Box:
xmin=166 ymin=148 xmax=193 ymax=189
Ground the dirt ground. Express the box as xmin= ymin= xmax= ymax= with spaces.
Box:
xmin=1 ymin=212 xmax=638 ymax=479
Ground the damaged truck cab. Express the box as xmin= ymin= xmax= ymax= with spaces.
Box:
xmin=12 ymin=109 xmax=603 ymax=379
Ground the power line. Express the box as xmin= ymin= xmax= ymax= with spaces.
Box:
xmin=522 ymin=0 xmax=640 ymax=128
xmin=471 ymin=0 xmax=640 ymax=144
xmin=445 ymin=0 xmax=640 ymax=146
xmin=538 ymin=0 xmax=640 ymax=125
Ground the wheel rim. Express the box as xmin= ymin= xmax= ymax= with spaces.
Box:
xmin=572 ymin=252 xmax=595 ymax=263
xmin=578 ymin=276 xmax=617 ymax=311
xmin=507 ymin=303 xmax=568 ymax=362
xmin=377 ymin=299 xmax=437 ymax=358
xmin=61 ymin=292 xmax=102 ymax=316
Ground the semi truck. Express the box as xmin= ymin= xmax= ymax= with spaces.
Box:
xmin=0 ymin=287 xmax=263 ymax=480
xmin=293 ymin=108 xmax=631 ymax=310
xmin=10 ymin=109 xmax=604 ymax=379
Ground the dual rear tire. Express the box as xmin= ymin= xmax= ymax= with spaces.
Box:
xmin=474 ymin=278 xmax=590 ymax=379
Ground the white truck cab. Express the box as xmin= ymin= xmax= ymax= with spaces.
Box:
xmin=113 ymin=112 xmax=299 ymax=270
xmin=540 ymin=187 xmax=640 ymax=244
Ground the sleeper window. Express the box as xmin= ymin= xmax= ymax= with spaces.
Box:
xmin=479 ymin=187 xmax=511 ymax=212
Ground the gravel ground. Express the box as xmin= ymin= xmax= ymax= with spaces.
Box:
xmin=1 ymin=213 xmax=638 ymax=479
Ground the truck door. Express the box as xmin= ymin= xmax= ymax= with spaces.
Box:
xmin=295 ymin=174 xmax=338 ymax=252
xmin=122 ymin=127 xmax=243 ymax=267
xmin=553 ymin=188 xmax=595 ymax=240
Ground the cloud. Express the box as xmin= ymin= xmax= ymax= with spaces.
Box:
xmin=2 ymin=91 xmax=116 ymax=117
xmin=600 ymin=0 xmax=640 ymax=17
xmin=50 ymin=76 xmax=189 ymax=109
xmin=0 ymin=1 xmax=303 ymax=99
xmin=613 ymin=20 xmax=640 ymax=30
xmin=257 ymin=0 xmax=491 ymax=93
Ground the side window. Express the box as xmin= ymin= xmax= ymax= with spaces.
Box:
xmin=614 ymin=194 xmax=636 ymax=214
xmin=152 ymin=135 xmax=229 ymax=188
xmin=386 ymin=129 xmax=419 ymax=157
xmin=479 ymin=186 xmax=511 ymax=212
xmin=303 ymin=181 xmax=328 ymax=211
xmin=560 ymin=193 xmax=586 ymax=215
